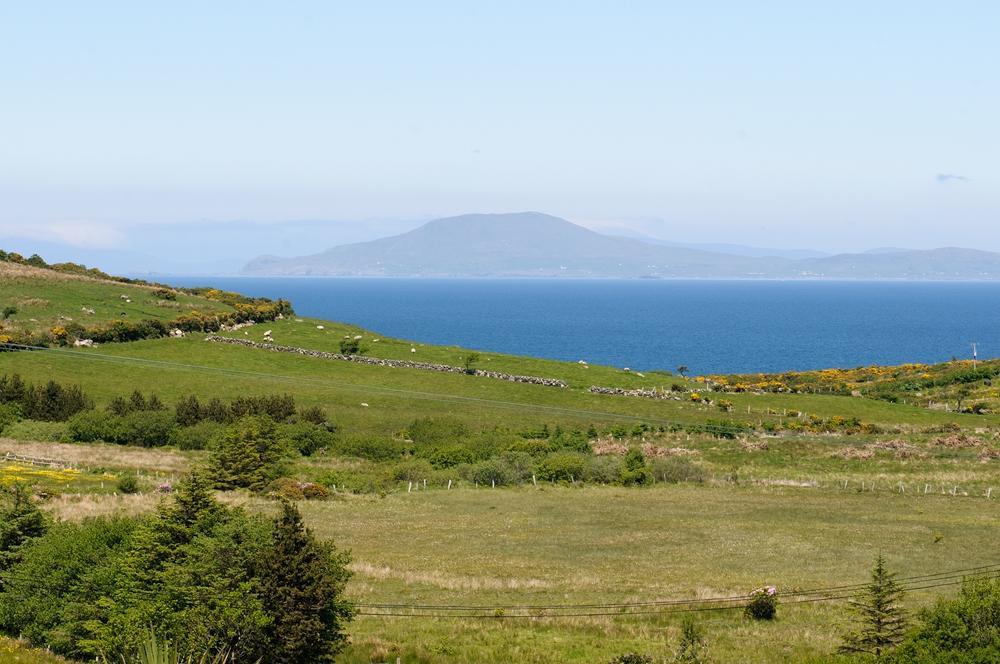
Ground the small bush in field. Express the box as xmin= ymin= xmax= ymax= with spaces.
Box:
xmin=536 ymin=451 xmax=587 ymax=482
xmin=608 ymin=654 xmax=652 ymax=664
xmin=745 ymin=586 xmax=778 ymax=620
xmin=171 ymin=420 xmax=225 ymax=451
xmin=651 ymin=456 xmax=708 ymax=484
xmin=428 ymin=445 xmax=476 ymax=468
xmin=407 ymin=416 xmax=468 ymax=445
xmin=301 ymin=482 xmax=330 ymax=500
xmin=618 ymin=447 xmax=651 ymax=485
xmin=116 ymin=475 xmax=140 ymax=494
xmin=268 ymin=477 xmax=305 ymax=500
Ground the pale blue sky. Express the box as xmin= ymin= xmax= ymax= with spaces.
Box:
xmin=1 ymin=1 xmax=997 ymax=254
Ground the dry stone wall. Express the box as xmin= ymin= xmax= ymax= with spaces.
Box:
xmin=205 ymin=335 xmax=568 ymax=388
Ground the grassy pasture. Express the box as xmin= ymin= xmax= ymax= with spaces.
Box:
xmin=0 ymin=262 xmax=232 ymax=336
xmin=2 ymin=333 xmax=995 ymax=442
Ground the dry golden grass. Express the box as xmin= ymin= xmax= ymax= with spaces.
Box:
xmin=349 ymin=560 xmax=552 ymax=591
xmin=0 ymin=261 xmax=156 ymax=289
xmin=43 ymin=492 xmax=162 ymax=520
xmin=1 ymin=438 xmax=193 ymax=473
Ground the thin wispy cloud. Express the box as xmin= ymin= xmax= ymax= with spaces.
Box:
xmin=936 ymin=173 xmax=971 ymax=183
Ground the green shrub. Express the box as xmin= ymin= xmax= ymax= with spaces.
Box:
xmin=0 ymin=517 xmax=137 ymax=657
xmin=407 ymin=417 xmax=469 ymax=446
xmin=281 ymin=422 xmax=336 ymax=456
xmin=466 ymin=458 xmax=517 ymax=486
xmin=338 ymin=337 xmax=364 ymax=355
xmin=651 ymin=456 xmax=708 ymax=484
xmin=116 ymin=475 xmax=140 ymax=494
xmin=427 ymin=445 xmax=477 ymax=468
xmin=504 ymin=438 xmax=554 ymax=457
xmin=298 ymin=405 xmax=328 ymax=425
xmin=582 ymin=455 xmax=621 ymax=484
xmin=0 ymin=402 xmax=21 ymax=434
xmin=608 ymin=654 xmax=653 ymax=664
xmin=336 ymin=436 xmax=409 ymax=461
xmin=115 ymin=411 xmax=176 ymax=447
xmin=885 ymin=575 xmax=1000 ymax=663
xmin=389 ymin=459 xmax=436 ymax=482
xmin=2 ymin=419 xmax=68 ymax=443
xmin=745 ymin=586 xmax=778 ymax=620
xmin=619 ymin=447 xmax=651 ymax=486
xmin=536 ymin=451 xmax=587 ymax=482
xmin=67 ymin=410 xmax=115 ymax=442
xmin=171 ymin=420 xmax=225 ymax=451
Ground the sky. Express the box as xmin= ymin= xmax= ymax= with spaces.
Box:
xmin=1 ymin=1 xmax=998 ymax=266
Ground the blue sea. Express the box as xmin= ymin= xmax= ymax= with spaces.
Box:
xmin=161 ymin=277 xmax=1000 ymax=375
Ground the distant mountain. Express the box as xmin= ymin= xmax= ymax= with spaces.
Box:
xmin=590 ymin=225 xmax=829 ymax=260
xmin=242 ymin=212 xmax=785 ymax=278
xmin=243 ymin=212 xmax=1000 ymax=280
xmin=793 ymin=248 xmax=1000 ymax=280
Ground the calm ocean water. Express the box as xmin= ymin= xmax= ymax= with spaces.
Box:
xmin=162 ymin=277 xmax=1000 ymax=375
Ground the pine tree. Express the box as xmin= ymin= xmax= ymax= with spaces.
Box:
xmin=258 ymin=502 xmax=353 ymax=663
xmin=0 ymin=484 xmax=48 ymax=577
xmin=209 ymin=415 xmax=290 ymax=491
xmin=839 ymin=553 xmax=908 ymax=659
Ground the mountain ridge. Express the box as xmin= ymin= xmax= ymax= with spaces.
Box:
xmin=243 ymin=212 xmax=1000 ymax=280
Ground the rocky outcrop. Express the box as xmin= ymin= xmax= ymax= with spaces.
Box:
xmin=204 ymin=335 xmax=568 ymax=388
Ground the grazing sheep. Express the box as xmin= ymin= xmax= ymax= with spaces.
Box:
xmin=360 ymin=402 xmax=369 ymax=407
xmin=316 ymin=325 xmax=325 ymax=329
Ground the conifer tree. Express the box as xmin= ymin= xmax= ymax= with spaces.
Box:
xmin=209 ymin=415 xmax=290 ymax=491
xmin=839 ymin=553 xmax=908 ymax=659
xmin=0 ymin=484 xmax=48 ymax=576
xmin=258 ymin=501 xmax=353 ymax=663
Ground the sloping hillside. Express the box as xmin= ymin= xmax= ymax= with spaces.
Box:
xmin=0 ymin=254 xmax=289 ymax=346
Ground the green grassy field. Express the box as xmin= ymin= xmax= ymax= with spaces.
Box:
xmin=0 ymin=261 xmax=232 ymax=336
xmin=4 ymin=261 xmax=1000 ymax=662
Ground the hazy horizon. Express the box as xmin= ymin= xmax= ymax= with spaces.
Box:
xmin=2 ymin=2 xmax=998 ymax=265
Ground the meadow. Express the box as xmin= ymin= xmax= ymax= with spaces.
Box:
xmin=3 ymin=260 xmax=1000 ymax=662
